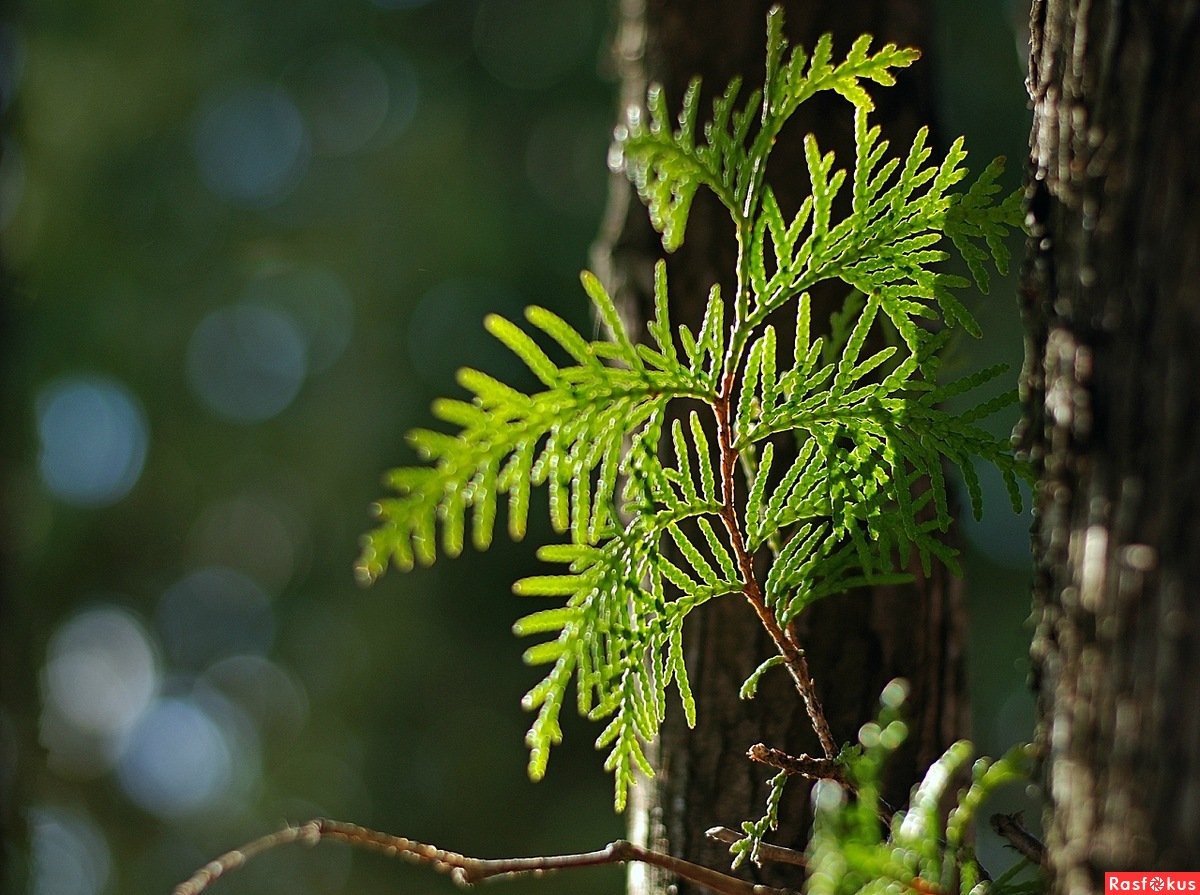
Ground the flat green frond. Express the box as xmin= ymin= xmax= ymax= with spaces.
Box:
xmin=614 ymin=79 xmax=730 ymax=250
xmin=852 ymin=107 xmax=891 ymax=219
xmin=805 ymin=134 xmax=847 ymax=244
xmin=742 ymin=349 xmax=1019 ymax=581
xmin=580 ymin=271 xmax=644 ymax=371
xmin=767 ymin=23 xmax=920 ymax=120
xmin=645 ymin=261 xmax=686 ymax=375
xmin=358 ymin=299 xmax=713 ymax=581
xmin=521 ymin=648 xmax=574 ymax=783
xmin=667 ymin=521 xmax=719 ymax=584
xmin=680 ymin=284 xmax=725 ymax=391
xmin=688 ymin=413 xmax=717 ymax=503
xmin=946 ymin=743 xmax=1034 ymax=855
xmin=697 ymin=517 xmax=739 ymax=582
xmin=736 ymin=332 xmax=765 ymax=441
xmin=525 ymin=305 xmax=602 ymax=369
xmin=668 ymin=620 xmax=696 ymax=727
xmin=365 ymin=9 xmax=1033 ymax=828
xmin=616 ymin=11 xmax=919 ymax=248
xmin=946 ymin=156 xmax=1024 ymax=292
xmin=512 ymin=480 xmax=737 ymax=803
xmin=833 ymin=291 xmax=881 ymax=394
xmin=932 ymin=276 xmax=982 ymax=337
xmin=699 ymin=284 xmax=726 ymax=364
xmin=598 ymin=678 xmax=657 ymax=811
xmin=744 ymin=441 xmax=775 ymax=548
xmin=746 ymin=108 xmax=1021 ymax=343
xmin=485 ymin=314 xmax=561 ymax=386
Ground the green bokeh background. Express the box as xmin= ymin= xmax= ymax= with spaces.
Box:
xmin=1 ymin=2 xmax=1035 ymax=894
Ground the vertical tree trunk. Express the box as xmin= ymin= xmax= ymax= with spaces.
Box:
xmin=1023 ymin=1 xmax=1200 ymax=888
xmin=592 ymin=3 xmax=967 ymax=893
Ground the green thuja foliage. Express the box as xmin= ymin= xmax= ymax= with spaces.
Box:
xmin=360 ymin=7 xmax=1031 ymax=882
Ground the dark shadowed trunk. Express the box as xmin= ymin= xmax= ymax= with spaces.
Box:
xmin=0 ymin=130 xmax=17 ymax=895
xmin=591 ymin=3 xmax=969 ymax=893
xmin=1022 ymin=1 xmax=1200 ymax=889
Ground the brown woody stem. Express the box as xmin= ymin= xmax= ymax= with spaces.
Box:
xmin=747 ymin=743 xmax=849 ymax=786
xmin=713 ymin=372 xmax=838 ymax=758
xmin=989 ymin=813 xmax=1047 ymax=867
xmin=172 ymin=819 xmax=799 ymax=895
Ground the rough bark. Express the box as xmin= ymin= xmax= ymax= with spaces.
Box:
xmin=591 ymin=3 xmax=968 ymax=893
xmin=1022 ymin=1 xmax=1200 ymax=889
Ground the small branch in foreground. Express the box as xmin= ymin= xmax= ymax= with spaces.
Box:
xmin=747 ymin=742 xmax=849 ymax=786
xmin=172 ymin=819 xmax=800 ymax=895
xmin=705 ymin=826 xmax=807 ymax=868
xmin=990 ymin=813 xmax=1047 ymax=867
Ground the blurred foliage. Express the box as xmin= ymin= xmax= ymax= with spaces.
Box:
xmin=735 ymin=682 xmax=1042 ymax=895
xmin=3 ymin=2 xmax=619 ymax=894
xmin=0 ymin=2 xmax=1034 ymax=895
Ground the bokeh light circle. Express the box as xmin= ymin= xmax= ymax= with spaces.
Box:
xmin=156 ymin=566 xmax=275 ymax=670
xmin=117 ymin=697 xmax=232 ymax=818
xmin=43 ymin=606 xmax=159 ymax=739
xmin=189 ymin=492 xmax=304 ymax=592
xmin=36 ymin=376 xmax=149 ymax=507
xmin=241 ymin=265 xmax=353 ymax=373
xmin=186 ymin=303 xmax=308 ymax=423
xmin=303 ymin=45 xmax=390 ymax=156
xmin=29 ymin=806 xmax=111 ymax=895
xmin=192 ymin=83 xmax=310 ymax=206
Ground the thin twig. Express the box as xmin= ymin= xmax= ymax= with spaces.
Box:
xmin=782 ymin=618 xmax=836 ymax=757
xmin=747 ymin=743 xmax=849 ymax=786
xmin=990 ymin=813 xmax=1047 ymax=867
xmin=705 ymin=826 xmax=808 ymax=868
xmin=172 ymin=819 xmax=800 ymax=895
xmin=712 ymin=372 xmax=838 ymax=758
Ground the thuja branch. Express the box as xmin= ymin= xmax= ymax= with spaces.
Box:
xmin=747 ymin=742 xmax=848 ymax=785
xmin=172 ymin=819 xmax=799 ymax=895
xmin=990 ymin=813 xmax=1047 ymax=867
xmin=713 ymin=371 xmax=837 ymax=759
xmin=344 ymin=9 xmax=1034 ymax=886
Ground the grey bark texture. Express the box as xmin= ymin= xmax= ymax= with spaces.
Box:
xmin=1022 ymin=0 xmax=1200 ymax=889
xmin=591 ymin=3 xmax=969 ymax=893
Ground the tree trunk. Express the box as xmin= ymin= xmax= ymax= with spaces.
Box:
xmin=591 ymin=3 xmax=968 ymax=893
xmin=1022 ymin=1 xmax=1200 ymax=888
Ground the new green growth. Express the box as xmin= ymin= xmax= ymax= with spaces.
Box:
xmin=359 ymin=8 xmax=1036 ymax=892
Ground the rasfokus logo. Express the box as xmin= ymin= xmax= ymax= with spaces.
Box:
xmin=1107 ymin=874 xmax=1200 ymax=892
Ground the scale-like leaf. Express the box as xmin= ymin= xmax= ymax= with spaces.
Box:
xmin=363 ymin=9 xmax=1030 ymax=824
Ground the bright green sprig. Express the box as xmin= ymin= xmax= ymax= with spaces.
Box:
xmin=729 ymin=770 xmax=789 ymax=869
xmin=615 ymin=11 xmax=921 ymax=249
xmin=357 ymin=273 xmax=712 ymax=582
xmin=363 ymin=9 xmax=1029 ymax=814
xmin=511 ymin=404 xmax=746 ymax=808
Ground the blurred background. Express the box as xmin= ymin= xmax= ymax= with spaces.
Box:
xmin=0 ymin=2 xmax=1034 ymax=894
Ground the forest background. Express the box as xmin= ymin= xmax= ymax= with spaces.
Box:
xmin=0 ymin=2 xmax=1034 ymax=894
